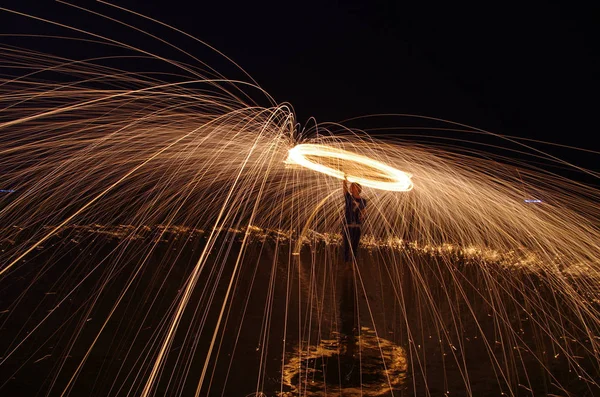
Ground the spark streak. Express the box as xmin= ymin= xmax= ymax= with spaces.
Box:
xmin=0 ymin=4 xmax=599 ymax=397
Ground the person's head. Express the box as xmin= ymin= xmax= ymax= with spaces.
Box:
xmin=350 ymin=182 xmax=362 ymax=197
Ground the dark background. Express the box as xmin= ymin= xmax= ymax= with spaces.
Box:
xmin=1 ymin=1 xmax=598 ymax=173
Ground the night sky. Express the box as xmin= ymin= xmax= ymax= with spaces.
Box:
xmin=1 ymin=1 xmax=598 ymax=173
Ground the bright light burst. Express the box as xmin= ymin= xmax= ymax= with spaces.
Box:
xmin=0 ymin=3 xmax=599 ymax=397
xmin=287 ymin=143 xmax=414 ymax=191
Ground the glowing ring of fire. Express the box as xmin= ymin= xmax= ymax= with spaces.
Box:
xmin=287 ymin=144 xmax=413 ymax=192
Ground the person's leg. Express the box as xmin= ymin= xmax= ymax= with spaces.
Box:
xmin=342 ymin=226 xmax=351 ymax=263
xmin=350 ymin=227 xmax=361 ymax=262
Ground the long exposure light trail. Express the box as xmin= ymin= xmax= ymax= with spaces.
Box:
xmin=0 ymin=4 xmax=599 ymax=397
xmin=287 ymin=143 xmax=414 ymax=192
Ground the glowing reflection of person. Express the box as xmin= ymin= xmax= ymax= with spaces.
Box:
xmin=340 ymin=176 xmax=367 ymax=342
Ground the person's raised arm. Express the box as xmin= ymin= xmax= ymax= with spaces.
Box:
xmin=343 ymin=175 xmax=349 ymax=195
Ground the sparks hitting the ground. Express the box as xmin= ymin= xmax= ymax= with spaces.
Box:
xmin=0 ymin=3 xmax=599 ymax=397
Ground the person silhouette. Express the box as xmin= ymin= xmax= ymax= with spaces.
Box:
xmin=342 ymin=176 xmax=366 ymax=264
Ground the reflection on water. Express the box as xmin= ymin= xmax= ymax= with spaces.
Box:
xmin=280 ymin=327 xmax=408 ymax=396
xmin=1 ymin=226 xmax=599 ymax=396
